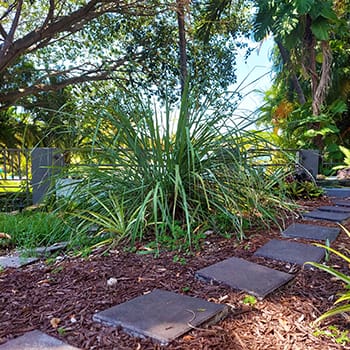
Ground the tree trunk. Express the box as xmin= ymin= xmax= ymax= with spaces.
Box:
xmin=312 ymin=40 xmax=332 ymax=116
xmin=303 ymin=15 xmax=333 ymax=150
xmin=276 ymin=40 xmax=306 ymax=105
xmin=176 ymin=0 xmax=188 ymax=95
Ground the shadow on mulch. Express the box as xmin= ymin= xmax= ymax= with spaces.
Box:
xmin=0 ymin=197 xmax=349 ymax=349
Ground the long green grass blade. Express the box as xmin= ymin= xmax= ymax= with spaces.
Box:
xmin=314 ymin=304 xmax=350 ymax=324
xmin=312 ymin=243 xmax=350 ymax=264
xmin=305 ymin=261 xmax=350 ymax=285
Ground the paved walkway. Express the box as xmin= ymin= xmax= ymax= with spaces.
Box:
xmin=0 ymin=188 xmax=349 ymax=348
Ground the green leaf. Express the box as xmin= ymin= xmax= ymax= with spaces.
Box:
xmin=294 ymin=0 xmax=314 ymax=14
xmin=339 ymin=224 xmax=350 ymax=239
xmin=314 ymin=304 xmax=350 ymax=324
xmin=304 ymin=129 xmax=318 ymax=137
xmin=318 ymin=126 xmax=339 ymax=136
xmin=329 ymin=100 xmax=348 ymax=114
xmin=311 ymin=19 xmax=330 ymax=40
xmin=319 ymin=5 xmax=338 ymax=21
xmin=334 ymin=291 xmax=350 ymax=304
xmin=305 ymin=261 xmax=350 ymax=285
xmin=312 ymin=242 xmax=350 ymax=264
xmin=339 ymin=146 xmax=350 ymax=162
xmin=326 ymin=143 xmax=340 ymax=153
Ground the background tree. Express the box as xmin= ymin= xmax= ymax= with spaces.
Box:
xmin=0 ymin=0 xmax=254 ymax=147
xmin=0 ymin=0 xmax=162 ymax=109
xmin=257 ymin=0 xmax=350 ymax=165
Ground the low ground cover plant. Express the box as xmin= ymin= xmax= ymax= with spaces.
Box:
xmin=0 ymin=211 xmax=69 ymax=250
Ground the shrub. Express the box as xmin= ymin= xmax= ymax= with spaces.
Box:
xmin=56 ymin=91 xmax=294 ymax=251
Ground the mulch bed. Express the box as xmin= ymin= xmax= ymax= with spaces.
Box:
xmin=1 ymin=197 xmax=350 ymax=349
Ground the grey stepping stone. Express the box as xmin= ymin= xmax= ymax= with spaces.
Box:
xmin=0 ymin=254 xmax=38 ymax=268
xmin=93 ymin=289 xmax=228 ymax=345
xmin=282 ymin=223 xmax=340 ymax=242
xmin=195 ymin=257 xmax=293 ymax=299
xmin=17 ymin=242 xmax=68 ymax=257
xmin=318 ymin=205 xmax=350 ymax=213
xmin=0 ymin=330 xmax=80 ymax=349
xmin=324 ymin=187 xmax=350 ymax=198
xmin=303 ymin=210 xmax=350 ymax=222
xmin=254 ymin=239 xmax=325 ymax=265
xmin=333 ymin=199 xmax=350 ymax=207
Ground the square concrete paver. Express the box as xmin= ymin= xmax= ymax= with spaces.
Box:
xmin=0 ymin=255 xmax=38 ymax=268
xmin=282 ymin=223 xmax=340 ymax=242
xmin=324 ymin=188 xmax=350 ymax=198
xmin=333 ymin=199 xmax=350 ymax=207
xmin=0 ymin=330 xmax=80 ymax=349
xmin=318 ymin=205 xmax=350 ymax=213
xmin=195 ymin=257 xmax=293 ymax=299
xmin=303 ymin=210 xmax=350 ymax=222
xmin=31 ymin=242 xmax=68 ymax=256
xmin=253 ymin=239 xmax=325 ymax=265
xmin=93 ymin=289 xmax=228 ymax=345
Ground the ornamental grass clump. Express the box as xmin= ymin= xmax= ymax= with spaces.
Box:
xmin=57 ymin=91 xmax=294 ymax=250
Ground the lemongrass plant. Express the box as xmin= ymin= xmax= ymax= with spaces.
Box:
xmin=55 ymin=90 xmax=294 ymax=251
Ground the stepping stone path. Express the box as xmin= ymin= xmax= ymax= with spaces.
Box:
xmin=0 ymin=242 xmax=67 ymax=269
xmin=0 ymin=254 xmax=38 ymax=268
xmin=303 ymin=209 xmax=350 ymax=222
xmin=93 ymin=289 xmax=228 ymax=345
xmin=27 ymin=241 xmax=68 ymax=257
xmin=253 ymin=239 xmax=325 ymax=265
xmin=333 ymin=199 xmax=350 ymax=207
xmin=318 ymin=205 xmax=350 ymax=213
xmin=282 ymin=223 xmax=340 ymax=242
xmin=324 ymin=187 xmax=350 ymax=198
xmin=0 ymin=330 xmax=80 ymax=350
xmin=195 ymin=257 xmax=293 ymax=299
xmin=2 ymin=188 xmax=350 ymax=346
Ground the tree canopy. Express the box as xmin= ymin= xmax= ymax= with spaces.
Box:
xmin=257 ymin=0 xmax=350 ymax=160
xmin=0 ymin=0 xmax=163 ymax=109
xmin=1 ymin=0 xmax=349 ymax=167
xmin=0 ymin=0 xmax=252 ymax=109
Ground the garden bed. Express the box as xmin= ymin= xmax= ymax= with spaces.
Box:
xmin=0 ymin=197 xmax=349 ymax=349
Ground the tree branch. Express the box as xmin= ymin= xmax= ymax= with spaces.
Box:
xmin=42 ymin=0 xmax=56 ymax=29
xmin=0 ymin=23 xmax=7 ymax=40
xmin=0 ymin=0 xmax=23 ymax=59
xmin=0 ymin=73 xmax=111 ymax=109
xmin=0 ymin=0 xmax=156 ymax=74
xmin=0 ymin=54 xmax=144 ymax=109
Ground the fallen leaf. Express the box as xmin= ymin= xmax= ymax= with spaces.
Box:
xmin=278 ymin=318 xmax=291 ymax=332
xmin=37 ymin=279 xmax=51 ymax=285
xmin=50 ymin=317 xmax=61 ymax=329
xmin=297 ymin=314 xmax=305 ymax=323
xmin=183 ymin=335 xmax=195 ymax=341
xmin=0 ymin=232 xmax=11 ymax=239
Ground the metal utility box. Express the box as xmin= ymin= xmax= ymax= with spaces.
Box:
xmin=31 ymin=148 xmax=64 ymax=204
xmin=297 ymin=149 xmax=320 ymax=179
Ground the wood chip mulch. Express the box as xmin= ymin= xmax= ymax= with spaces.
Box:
xmin=1 ymin=197 xmax=350 ymax=349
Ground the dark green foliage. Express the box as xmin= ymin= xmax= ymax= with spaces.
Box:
xmin=54 ymin=91 xmax=295 ymax=252
xmin=284 ymin=179 xmax=324 ymax=199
